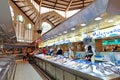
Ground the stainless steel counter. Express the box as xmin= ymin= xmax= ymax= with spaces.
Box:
xmin=0 ymin=55 xmax=15 ymax=80
xmin=33 ymin=54 xmax=120 ymax=80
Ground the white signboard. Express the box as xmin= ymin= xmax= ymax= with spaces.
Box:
xmin=93 ymin=25 xmax=120 ymax=39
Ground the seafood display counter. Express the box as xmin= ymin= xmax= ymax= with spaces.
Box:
xmin=0 ymin=55 xmax=15 ymax=80
xmin=34 ymin=54 xmax=120 ymax=80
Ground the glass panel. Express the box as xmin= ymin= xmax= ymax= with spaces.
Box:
xmin=41 ymin=22 xmax=52 ymax=35
xmin=26 ymin=23 xmax=32 ymax=30
xmin=17 ymin=15 xmax=24 ymax=22
xmin=16 ymin=15 xmax=25 ymax=42
xmin=30 ymin=0 xmax=80 ymax=18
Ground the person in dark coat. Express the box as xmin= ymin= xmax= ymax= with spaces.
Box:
xmin=85 ymin=45 xmax=93 ymax=61
xmin=112 ymin=46 xmax=119 ymax=52
xmin=56 ymin=47 xmax=63 ymax=55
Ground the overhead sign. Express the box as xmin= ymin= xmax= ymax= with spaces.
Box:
xmin=93 ymin=25 xmax=120 ymax=39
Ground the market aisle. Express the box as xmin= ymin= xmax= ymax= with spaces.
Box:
xmin=14 ymin=61 xmax=43 ymax=80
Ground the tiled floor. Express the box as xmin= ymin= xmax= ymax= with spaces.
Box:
xmin=14 ymin=61 xmax=43 ymax=80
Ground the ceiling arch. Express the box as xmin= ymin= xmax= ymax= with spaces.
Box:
xmin=11 ymin=0 xmax=95 ymax=26
xmin=34 ymin=0 xmax=95 ymax=11
xmin=41 ymin=11 xmax=66 ymax=28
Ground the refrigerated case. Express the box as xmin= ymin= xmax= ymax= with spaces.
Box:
xmin=34 ymin=54 xmax=120 ymax=80
xmin=0 ymin=55 xmax=15 ymax=80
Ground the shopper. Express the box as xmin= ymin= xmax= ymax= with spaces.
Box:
xmin=85 ymin=45 xmax=93 ymax=61
xmin=47 ymin=47 xmax=53 ymax=55
xmin=64 ymin=49 xmax=69 ymax=58
xmin=42 ymin=47 xmax=47 ymax=54
xmin=23 ymin=51 xmax=27 ymax=61
xmin=112 ymin=46 xmax=119 ymax=52
xmin=56 ymin=47 xmax=63 ymax=55
xmin=69 ymin=46 xmax=75 ymax=60
xmin=103 ymin=47 xmax=107 ymax=52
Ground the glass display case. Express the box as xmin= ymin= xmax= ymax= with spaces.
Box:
xmin=0 ymin=55 xmax=15 ymax=80
xmin=34 ymin=54 xmax=120 ymax=80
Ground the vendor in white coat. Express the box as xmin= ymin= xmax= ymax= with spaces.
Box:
xmin=69 ymin=46 xmax=75 ymax=60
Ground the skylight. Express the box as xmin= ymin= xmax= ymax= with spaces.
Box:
xmin=30 ymin=0 xmax=80 ymax=18
xmin=41 ymin=22 xmax=52 ymax=35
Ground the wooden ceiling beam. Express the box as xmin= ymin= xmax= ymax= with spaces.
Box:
xmin=34 ymin=17 xmax=38 ymax=23
xmin=32 ymin=14 xmax=37 ymax=21
xmin=49 ymin=18 xmax=56 ymax=21
xmin=54 ymin=19 xmax=62 ymax=23
xmin=54 ymin=20 xmax=62 ymax=26
xmin=52 ymin=18 xmax=61 ymax=23
xmin=34 ymin=0 xmax=39 ymax=4
xmin=42 ymin=3 xmax=66 ymax=9
xmin=73 ymin=0 xmax=93 ymax=4
xmin=46 ymin=19 xmax=55 ymax=27
xmin=28 ymin=11 xmax=35 ymax=17
xmin=12 ymin=1 xmax=35 ymax=24
xmin=47 ymin=15 xmax=55 ymax=20
xmin=41 ymin=15 xmax=49 ymax=20
xmin=56 ymin=0 xmax=69 ymax=3
xmin=52 ymin=17 xmax=60 ymax=20
xmin=14 ymin=1 xmax=25 ymax=2
xmin=71 ymin=1 xmax=92 ymax=6
xmin=53 ymin=0 xmax=58 ymax=9
xmin=24 ymin=8 xmax=32 ymax=13
xmin=49 ymin=17 xmax=59 ymax=21
xmin=39 ymin=0 xmax=43 ymax=9
xmin=44 ymin=0 xmax=68 ymax=3
xmin=83 ymin=0 xmax=85 ymax=7
xmin=69 ymin=6 xmax=87 ymax=10
xmin=41 ymin=5 xmax=65 ymax=11
xmin=72 ymin=0 xmax=92 ymax=3
xmin=43 ymin=0 xmax=68 ymax=6
xmin=30 ymin=14 xmax=36 ymax=20
xmin=65 ymin=0 xmax=73 ymax=12
xmin=35 ymin=0 xmax=69 ymax=6
xmin=37 ymin=0 xmax=43 ymax=29
xmin=19 ymin=5 xmax=29 ymax=8
xmin=46 ymin=15 xmax=54 ymax=19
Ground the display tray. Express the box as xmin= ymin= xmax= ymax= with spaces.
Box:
xmin=34 ymin=54 xmax=120 ymax=80
xmin=0 ymin=61 xmax=9 ymax=66
xmin=34 ymin=56 xmax=105 ymax=80
xmin=0 ymin=56 xmax=15 ymax=80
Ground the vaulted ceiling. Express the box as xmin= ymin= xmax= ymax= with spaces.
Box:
xmin=11 ymin=0 xmax=94 ymax=28
xmin=12 ymin=0 xmax=38 ymax=24
xmin=34 ymin=0 xmax=94 ymax=11
xmin=41 ymin=11 xmax=66 ymax=27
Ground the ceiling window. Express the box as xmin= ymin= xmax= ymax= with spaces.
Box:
xmin=17 ymin=15 xmax=24 ymax=22
xmin=26 ymin=23 xmax=33 ymax=30
xmin=41 ymin=22 xmax=52 ymax=35
xmin=30 ymin=0 xmax=80 ymax=18
xmin=25 ymin=23 xmax=33 ymax=43
xmin=66 ymin=10 xmax=80 ymax=18
xmin=16 ymin=15 xmax=25 ymax=42
xmin=30 ymin=0 xmax=39 ymax=11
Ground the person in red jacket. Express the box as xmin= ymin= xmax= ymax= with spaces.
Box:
xmin=42 ymin=47 xmax=47 ymax=54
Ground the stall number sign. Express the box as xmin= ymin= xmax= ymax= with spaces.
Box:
xmin=93 ymin=25 xmax=120 ymax=38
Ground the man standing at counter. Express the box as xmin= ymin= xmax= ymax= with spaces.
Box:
xmin=56 ymin=47 xmax=63 ymax=55
xmin=85 ymin=45 xmax=93 ymax=61
xmin=69 ymin=46 xmax=75 ymax=60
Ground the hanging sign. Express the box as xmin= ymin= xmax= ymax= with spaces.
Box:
xmin=93 ymin=25 xmax=120 ymax=39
